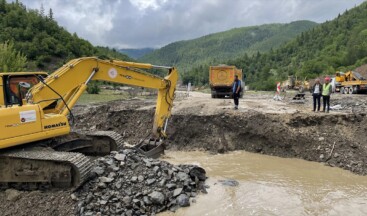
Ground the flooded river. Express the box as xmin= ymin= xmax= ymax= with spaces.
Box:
xmin=161 ymin=151 xmax=367 ymax=216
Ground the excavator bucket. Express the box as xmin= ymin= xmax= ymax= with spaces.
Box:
xmin=135 ymin=139 xmax=165 ymax=159
xmin=291 ymin=93 xmax=305 ymax=103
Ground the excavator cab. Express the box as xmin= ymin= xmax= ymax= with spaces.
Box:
xmin=0 ymin=72 xmax=48 ymax=107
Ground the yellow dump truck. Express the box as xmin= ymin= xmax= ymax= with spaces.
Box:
xmin=335 ymin=71 xmax=367 ymax=94
xmin=209 ymin=65 xmax=243 ymax=98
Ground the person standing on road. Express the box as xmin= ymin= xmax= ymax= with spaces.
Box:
xmin=311 ymin=79 xmax=323 ymax=112
xmin=273 ymin=82 xmax=282 ymax=101
xmin=233 ymin=75 xmax=241 ymax=110
xmin=322 ymin=77 xmax=332 ymax=113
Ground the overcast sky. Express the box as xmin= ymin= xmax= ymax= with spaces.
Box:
xmin=20 ymin=0 xmax=365 ymax=49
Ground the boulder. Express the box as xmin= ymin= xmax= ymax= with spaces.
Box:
xmin=176 ymin=194 xmax=190 ymax=207
xmin=5 ymin=189 xmax=21 ymax=201
xmin=173 ymin=188 xmax=183 ymax=197
xmin=148 ymin=191 xmax=165 ymax=205
xmin=114 ymin=153 xmax=126 ymax=161
xmin=218 ymin=179 xmax=239 ymax=187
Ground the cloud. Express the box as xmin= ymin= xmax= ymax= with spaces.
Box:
xmin=19 ymin=0 xmax=365 ymax=48
xmin=129 ymin=0 xmax=169 ymax=10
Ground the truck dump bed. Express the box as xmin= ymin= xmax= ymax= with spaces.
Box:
xmin=209 ymin=65 xmax=242 ymax=98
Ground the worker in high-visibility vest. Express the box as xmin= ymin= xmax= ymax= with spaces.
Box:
xmin=322 ymin=77 xmax=332 ymax=113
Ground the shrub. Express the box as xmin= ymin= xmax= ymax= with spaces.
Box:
xmin=87 ymin=82 xmax=101 ymax=94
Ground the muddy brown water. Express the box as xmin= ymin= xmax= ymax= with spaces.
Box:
xmin=161 ymin=151 xmax=367 ymax=216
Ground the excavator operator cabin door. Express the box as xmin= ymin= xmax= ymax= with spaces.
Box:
xmin=3 ymin=74 xmax=41 ymax=106
xmin=0 ymin=74 xmax=44 ymax=147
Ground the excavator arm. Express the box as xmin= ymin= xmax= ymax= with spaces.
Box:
xmin=26 ymin=57 xmax=178 ymax=139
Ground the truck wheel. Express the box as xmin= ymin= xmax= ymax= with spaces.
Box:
xmin=348 ymin=87 xmax=353 ymax=94
xmin=353 ymin=86 xmax=358 ymax=94
xmin=344 ymin=87 xmax=349 ymax=94
xmin=341 ymin=87 xmax=345 ymax=94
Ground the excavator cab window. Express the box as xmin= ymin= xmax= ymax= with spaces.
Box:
xmin=3 ymin=74 xmax=43 ymax=106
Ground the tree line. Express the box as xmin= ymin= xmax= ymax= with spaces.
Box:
xmin=0 ymin=0 xmax=131 ymax=72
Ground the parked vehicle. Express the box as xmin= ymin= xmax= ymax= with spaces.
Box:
xmin=209 ymin=65 xmax=243 ymax=98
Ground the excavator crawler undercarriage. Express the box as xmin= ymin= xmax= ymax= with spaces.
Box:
xmin=0 ymin=130 xmax=124 ymax=190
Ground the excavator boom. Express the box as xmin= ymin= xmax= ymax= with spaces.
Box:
xmin=1 ymin=57 xmax=178 ymax=149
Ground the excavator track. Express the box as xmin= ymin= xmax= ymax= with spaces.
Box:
xmin=0 ymin=150 xmax=92 ymax=190
xmin=51 ymin=130 xmax=125 ymax=156
xmin=86 ymin=130 xmax=124 ymax=150
xmin=0 ymin=130 xmax=125 ymax=190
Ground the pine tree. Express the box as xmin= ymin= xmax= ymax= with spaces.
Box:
xmin=40 ymin=3 xmax=45 ymax=17
xmin=0 ymin=41 xmax=27 ymax=72
xmin=48 ymin=8 xmax=54 ymax=20
xmin=0 ymin=0 xmax=5 ymax=13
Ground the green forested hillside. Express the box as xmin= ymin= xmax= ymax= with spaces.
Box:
xmin=119 ymin=48 xmax=155 ymax=59
xmin=0 ymin=0 xmax=131 ymax=72
xmin=140 ymin=20 xmax=317 ymax=70
xmin=95 ymin=46 xmax=132 ymax=61
xmin=186 ymin=2 xmax=367 ymax=90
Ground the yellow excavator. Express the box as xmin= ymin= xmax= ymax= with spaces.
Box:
xmin=0 ymin=57 xmax=178 ymax=189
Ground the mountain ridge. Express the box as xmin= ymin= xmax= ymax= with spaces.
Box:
xmin=139 ymin=20 xmax=318 ymax=71
xmin=119 ymin=48 xmax=155 ymax=59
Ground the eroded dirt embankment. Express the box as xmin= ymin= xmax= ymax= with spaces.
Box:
xmin=74 ymin=104 xmax=367 ymax=176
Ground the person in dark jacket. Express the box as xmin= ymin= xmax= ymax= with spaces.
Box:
xmin=232 ymin=75 xmax=241 ymax=110
xmin=311 ymin=79 xmax=323 ymax=112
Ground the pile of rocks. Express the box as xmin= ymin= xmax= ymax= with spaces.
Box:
xmin=75 ymin=149 xmax=207 ymax=215
xmin=331 ymin=97 xmax=367 ymax=113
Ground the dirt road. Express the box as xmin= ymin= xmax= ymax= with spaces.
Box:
xmin=172 ymin=90 xmax=367 ymax=115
